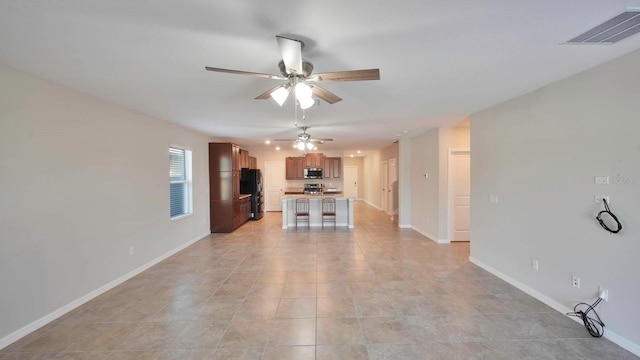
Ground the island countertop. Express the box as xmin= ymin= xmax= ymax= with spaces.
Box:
xmin=281 ymin=194 xmax=349 ymax=199
xmin=281 ymin=196 xmax=355 ymax=229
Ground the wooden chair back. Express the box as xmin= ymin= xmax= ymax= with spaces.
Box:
xmin=295 ymin=198 xmax=310 ymax=228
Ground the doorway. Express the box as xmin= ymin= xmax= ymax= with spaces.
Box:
xmin=448 ymin=150 xmax=470 ymax=241
xmin=343 ymin=165 xmax=358 ymax=199
xmin=264 ymin=161 xmax=285 ymax=212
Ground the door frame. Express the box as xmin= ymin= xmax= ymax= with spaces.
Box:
xmin=388 ymin=158 xmax=397 ymax=217
xmin=448 ymin=148 xmax=471 ymax=242
xmin=264 ymin=161 xmax=285 ymax=212
xmin=381 ymin=160 xmax=388 ymax=213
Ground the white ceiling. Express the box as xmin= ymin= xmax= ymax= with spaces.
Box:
xmin=1 ymin=1 xmax=640 ymax=151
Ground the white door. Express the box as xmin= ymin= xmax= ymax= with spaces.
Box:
xmin=381 ymin=161 xmax=388 ymax=213
xmin=265 ymin=161 xmax=285 ymax=212
xmin=450 ymin=152 xmax=470 ymax=241
xmin=343 ymin=166 xmax=358 ymax=199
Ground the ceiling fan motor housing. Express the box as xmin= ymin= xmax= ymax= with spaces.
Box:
xmin=279 ymin=59 xmax=314 ymax=78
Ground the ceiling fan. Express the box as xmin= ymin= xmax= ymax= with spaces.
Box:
xmin=205 ymin=35 xmax=380 ymax=109
xmin=274 ymin=126 xmax=333 ymax=150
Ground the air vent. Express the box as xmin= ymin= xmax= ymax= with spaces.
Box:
xmin=568 ymin=9 xmax=640 ymax=44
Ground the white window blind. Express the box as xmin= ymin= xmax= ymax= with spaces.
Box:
xmin=170 ymin=147 xmax=192 ymax=218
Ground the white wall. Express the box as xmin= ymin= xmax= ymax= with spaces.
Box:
xmin=471 ymin=49 xmax=640 ymax=350
xmin=398 ymin=138 xmax=412 ymax=227
xmin=0 ymin=64 xmax=211 ymax=343
xmin=407 ymin=125 xmax=469 ymax=242
xmin=438 ymin=125 xmax=470 ymax=240
xmin=362 ymin=151 xmax=381 ymax=208
xmin=409 ymin=129 xmax=440 ymax=239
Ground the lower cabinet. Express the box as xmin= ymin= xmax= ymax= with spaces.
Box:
xmin=232 ymin=196 xmax=252 ymax=229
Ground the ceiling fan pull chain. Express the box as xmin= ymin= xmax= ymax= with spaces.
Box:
xmin=294 ymin=96 xmax=298 ymax=127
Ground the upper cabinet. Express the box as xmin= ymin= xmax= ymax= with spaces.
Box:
xmin=249 ymin=156 xmax=257 ymax=170
xmin=286 ymin=157 xmax=306 ymax=180
xmin=209 ymin=143 xmax=233 ymax=172
xmin=286 ymin=154 xmax=341 ymax=180
xmin=232 ymin=144 xmax=240 ymax=171
xmin=239 ymin=149 xmax=250 ymax=169
xmin=323 ymin=157 xmax=342 ymax=179
xmin=305 ymin=153 xmax=323 ymax=168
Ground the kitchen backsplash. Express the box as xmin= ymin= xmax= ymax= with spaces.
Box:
xmin=286 ymin=178 xmax=344 ymax=190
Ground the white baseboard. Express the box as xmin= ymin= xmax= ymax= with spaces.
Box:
xmin=469 ymin=256 xmax=640 ymax=357
xmin=411 ymin=226 xmax=449 ymax=244
xmin=362 ymin=200 xmax=382 ymax=211
xmin=0 ymin=232 xmax=210 ymax=351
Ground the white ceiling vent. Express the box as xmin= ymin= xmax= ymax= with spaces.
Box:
xmin=568 ymin=9 xmax=640 ymax=44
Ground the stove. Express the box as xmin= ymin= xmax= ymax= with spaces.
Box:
xmin=303 ymin=183 xmax=323 ymax=194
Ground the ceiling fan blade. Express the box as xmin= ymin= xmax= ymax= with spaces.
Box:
xmin=276 ymin=35 xmax=303 ymax=75
xmin=310 ymin=68 xmax=380 ymax=82
xmin=309 ymin=138 xmax=333 ymax=142
xmin=310 ymin=85 xmax=342 ymax=104
xmin=273 ymin=138 xmax=297 ymax=142
xmin=255 ymin=84 xmax=287 ymax=100
xmin=205 ymin=66 xmax=284 ymax=80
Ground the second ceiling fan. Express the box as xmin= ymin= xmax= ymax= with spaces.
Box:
xmin=205 ymin=35 xmax=380 ymax=109
xmin=274 ymin=126 xmax=333 ymax=151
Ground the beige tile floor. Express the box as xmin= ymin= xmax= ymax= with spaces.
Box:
xmin=1 ymin=201 xmax=637 ymax=359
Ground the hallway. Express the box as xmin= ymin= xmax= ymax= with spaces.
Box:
xmin=2 ymin=202 xmax=636 ymax=359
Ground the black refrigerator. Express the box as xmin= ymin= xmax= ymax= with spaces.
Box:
xmin=240 ymin=168 xmax=264 ymax=220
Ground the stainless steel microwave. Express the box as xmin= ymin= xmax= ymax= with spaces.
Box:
xmin=304 ymin=168 xmax=323 ymax=179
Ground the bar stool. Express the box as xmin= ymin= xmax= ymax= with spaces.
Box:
xmin=321 ymin=198 xmax=336 ymax=229
xmin=295 ymin=198 xmax=310 ymax=228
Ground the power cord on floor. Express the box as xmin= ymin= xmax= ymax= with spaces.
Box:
xmin=566 ymin=297 xmax=605 ymax=337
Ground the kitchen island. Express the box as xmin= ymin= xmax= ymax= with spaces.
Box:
xmin=281 ymin=195 xmax=355 ymax=229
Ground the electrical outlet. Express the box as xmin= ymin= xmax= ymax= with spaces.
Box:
xmin=598 ymin=286 xmax=609 ymax=301
xmin=489 ymin=194 xmax=499 ymax=204
xmin=531 ymin=258 xmax=539 ymax=271
xmin=572 ymin=275 xmax=580 ymax=289
xmin=129 ymin=247 xmax=134 ymax=256
xmin=595 ymin=176 xmax=610 ymax=185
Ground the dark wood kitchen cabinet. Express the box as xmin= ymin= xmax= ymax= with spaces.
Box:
xmin=239 ymin=149 xmax=250 ymax=169
xmin=209 ymin=142 xmax=251 ymax=233
xmin=305 ymin=153 xmax=323 ymax=168
xmin=286 ymin=157 xmax=306 ymax=180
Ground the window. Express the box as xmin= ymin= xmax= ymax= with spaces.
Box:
xmin=169 ymin=147 xmax=192 ymax=218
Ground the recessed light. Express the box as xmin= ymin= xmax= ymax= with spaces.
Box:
xmin=275 ymin=146 xmax=280 ymax=151
xmin=314 ymin=146 xmax=318 ymax=150
xmin=396 ymin=134 xmax=401 ymax=137
xmin=350 ymin=154 xmax=354 ymax=158
xmin=357 ymin=150 xmax=361 ymax=154
xmin=403 ymin=130 xmax=409 ymax=134
xmin=265 ymin=140 xmax=271 ymax=144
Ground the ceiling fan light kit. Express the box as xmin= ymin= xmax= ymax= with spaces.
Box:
xmin=270 ymin=85 xmax=291 ymax=106
xmin=205 ymin=35 xmax=380 ymax=109
xmin=296 ymin=83 xmax=315 ymax=110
